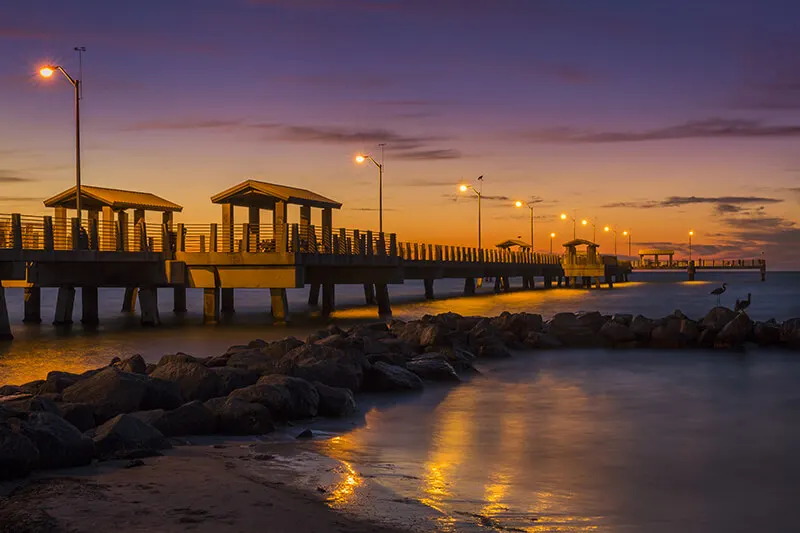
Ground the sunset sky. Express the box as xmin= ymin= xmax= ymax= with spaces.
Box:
xmin=1 ymin=0 xmax=799 ymax=267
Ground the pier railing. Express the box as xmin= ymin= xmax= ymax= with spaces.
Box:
xmin=632 ymin=258 xmax=765 ymax=269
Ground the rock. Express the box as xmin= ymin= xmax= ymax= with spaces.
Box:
xmin=650 ymin=318 xmax=684 ymax=348
xmin=19 ymin=380 xmax=45 ymax=395
xmin=0 ymin=395 xmax=61 ymax=417
xmin=313 ymin=382 xmax=356 ymax=417
xmin=698 ymin=328 xmax=717 ymax=347
xmin=468 ymin=318 xmax=502 ymax=349
xmin=780 ymin=318 xmax=800 ymax=349
xmin=753 ymin=321 xmax=781 ymax=346
xmin=599 ymin=321 xmax=636 ymax=345
xmin=315 ymin=334 xmax=365 ymax=353
xmin=679 ymin=319 xmax=700 ymax=344
xmin=229 ymin=383 xmax=293 ymax=420
xmin=257 ymin=375 xmax=319 ymax=419
xmin=204 ymin=355 xmax=229 ymax=367
xmin=418 ymin=323 xmax=451 ymax=348
xmin=271 ymin=344 xmax=369 ymax=391
xmin=701 ymin=307 xmax=737 ymax=333
xmin=0 ymin=420 xmax=39 ymax=479
xmin=157 ymin=352 xmax=198 ymax=366
xmin=477 ymin=342 xmax=512 ymax=358
xmin=407 ymin=358 xmax=460 ymax=382
xmin=58 ymin=403 xmax=97 ymax=432
xmin=62 ymin=367 xmax=182 ymax=423
xmin=576 ymin=311 xmax=607 ymax=333
xmin=523 ymin=331 xmax=563 ymax=349
xmin=125 ymin=459 xmax=145 ymax=468
xmin=490 ymin=312 xmax=544 ymax=340
xmin=22 ymin=412 xmax=94 ymax=469
xmin=0 ymin=385 xmax=26 ymax=397
xmin=629 ymin=315 xmax=655 ymax=341
xmin=364 ymin=362 xmax=424 ymax=392
xmin=211 ymin=367 xmax=259 ymax=395
xmin=117 ymin=354 xmax=147 ymax=374
xmin=204 ymin=397 xmax=275 ymax=435
xmin=149 ymin=361 xmax=222 ymax=402
xmin=715 ymin=312 xmax=753 ymax=347
xmin=226 ymin=337 xmax=305 ymax=374
xmin=131 ymin=401 xmax=215 ymax=437
xmin=416 ymin=348 xmax=476 ymax=372
xmin=92 ymin=414 xmax=171 ymax=460
xmin=296 ymin=429 xmax=313 ymax=439
xmin=611 ymin=314 xmax=633 ymax=326
xmin=0 ymin=403 xmax=27 ymax=422
xmin=145 ymin=363 xmax=157 ymax=374
xmin=39 ymin=371 xmax=86 ymax=394
xmin=549 ymin=312 xmax=578 ymax=329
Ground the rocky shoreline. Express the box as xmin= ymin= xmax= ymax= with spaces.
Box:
xmin=2 ymin=307 xmax=798 ymax=481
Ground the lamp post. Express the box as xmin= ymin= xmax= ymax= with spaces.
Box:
xmin=604 ymin=225 xmax=617 ymax=255
xmin=582 ymin=218 xmax=596 ymax=242
xmin=514 ymin=200 xmax=536 ymax=250
xmin=355 ymin=143 xmax=385 ymax=233
xmin=689 ymin=230 xmax=694 ymax=261
xmin=458 ymin=176 xmax=484 ymax=248
xmin=560 ymin=212 xmax=577 ymax=239
xmin=40 ymin=56 xmax=84 ymax=220
xmin=623 ymin=230 xmax=631 ymax=257
xmin=550 ymin=232 xmax=556 ymax=253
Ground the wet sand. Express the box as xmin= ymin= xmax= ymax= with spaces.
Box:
xmin=0 ymin=438 xmax=413 ymax=533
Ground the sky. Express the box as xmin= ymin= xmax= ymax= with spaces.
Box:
xmin=1 ymin=0 xmax=799 ymax=267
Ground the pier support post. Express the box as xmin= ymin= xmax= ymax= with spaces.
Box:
xmin=463 ymin=277 xmax=476 ymax=295
xmin=0 ymin=287 xmax=12 ymax=340
xmin=376 ymin=284 xmax=392 ymax=317
xmin=139 ymin=288 xmax=161 ymax=326
xmin=81 ymin=287 xmax=99 ymax=325
xmin=173 ymin=286 xmax=187 ymax=313
xmin=493 ymin=277 xmax=502 ymax=293
xmin=424 ymin=279 xmax=435 ymax=300
xmin=322 ymin=284 xmax=335 ymax=317
xmin=203 ymin=288 xmax=220 ymax=324
xmin=557 ymin=275 xmax=563 ymax=287
xmin=760 ymin=261 xmax=766 ymax=282
xmin=308 ymin=284 xmax=320 ymax=307
xmin=688 ymin=260 xmax=696 ymax=281
xmin=270 ymin=288 xmax=289 ymax=324
xmin=23 ymin=287 xmax=41 ymax=324
xmin=53 ymin=287 xmax=75 ymax=325
xmin=363 ymin=284 xmax=376 ymax=305
xmin=122 ymin=288 xmax=138 ymax=312
xmin=221 ymin=288 xmax=235 ymax=314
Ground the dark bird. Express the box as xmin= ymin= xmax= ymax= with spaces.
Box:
xmin=710 ymin=282 xmax=727 ymax=306
xmin=734 ymin=293 xmax=751 ymax=312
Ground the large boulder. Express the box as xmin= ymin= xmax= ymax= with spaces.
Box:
xmin=599 ymin=321 xmax=636 ymax=345
xmin=418 ymin=323 xmax=451 ymax=348
xmin=753 ymin=320 xmax=781 ymax=346
xmin=0 ymin=395 xmax=61 ymax=417
xmin=58 ymin=403 xmax=96 ymax=432
xmin=0 ymin=420 xmax=39 ymax=480
xmin=394 ymin=321 xmax=427 ymax=349
xmin=39 ymin=371 xmax=86 ymax=394
xmin=313 ymin=382 xmax=356 ymax=417
xmin=611 ymin=314 xmax=633 ymax=326
xmin=116 ymin=354 xmax=147 ymax=374
xmin=490 ymin=312 xmax=543 ymax=340
xmin=204 ymin=397 xmax=274 ymax=435
xmin=226 ymin=337 xmax=305 ymax=374
xmin=156 ymin=352 xmax=198 ymax=366
xmin=92 ymin=414 xmax=171 ymax=460
xmin=650 ymin=318 xmax=684 ymax=348
xmin=629 ymin=315 xmax=655 ymax=341
xmin=364 ymin=362 xmax=424 ymax=392
xmin=407 ymin=358 xmax=460 ymax=382
xmin=130 ymin=401 xmax=215 ymax=437
xmin=715 ymin=312 xmax=753 ymax=347
xmin=0 ymin=385 xmax=27 ymax=397
xmin=780 ymin=318 xmax=800 ymax=349
xmin=523 ymin=331 xmax=563 ymax=349
xmin=22 ymin=412 xmax=93 ymax=469
xmin=477 ymin=342 xmax=512 ymax=358
xmin=701 ymin=307 xmax=737 ymax=333
xmin=576 ymin=311 xmax=607 ymax=334
xmin=149 ymin=361 xmax=222 ymax=402
xmin=416 ymin=348 xmax=476 ymax=372
xmin=61 ymin=367 xmax=182 ymax=423
xmin=228 ymin=383 xmax=293 ymax=420
xmin=271 ymin=344 xmax=369 ymax=391
xmin=256 ymin=375 xmax=319 ymax=419
xmin=211 ymin=367 xmax=259 ymax=396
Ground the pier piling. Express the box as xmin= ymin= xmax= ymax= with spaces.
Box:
xmin=23 ymin=287 xmax=41 ymax=324
xmin=308 ymin=284 xmax=320 ymax=306
xmin=221 ymin=289 xmax=235 ymax=314
xmin=424 ymin=279 xmax=435 ymax=299
xmin=139 ymin=288 xmax=160 ymax=326
xmin=173 ymin=286 xmax=187 ymax=313
xmin=322 ymin=284 xmax=335 ymax=317
xmin=203 ymin=288 xmax=220 ymax=324
xmin=53 ymin=287 xmax=75 ymax=325
xmin=363 ymin=283 xmax=376 ymax=305
xmin=270 ymin=288 xmax=289 ymax=323
xmin=81 ymin=287 xmax=99 ymax=325
xmin=463 ymin=278 xmax=476 ymax=295
xmin=121 ymin=288 xmax=138 ymax=312
xmin=376 ymin=284 xmax=392 ymax=317
xmin=0 ymin=287 xmax=12 ymax=340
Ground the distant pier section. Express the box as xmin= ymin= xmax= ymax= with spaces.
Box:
xmin=634 ymin=248 xmax=766 ymax=281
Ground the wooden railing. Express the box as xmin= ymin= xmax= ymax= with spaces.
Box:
xmin=632 ymin=258 xmax=765 ymax=269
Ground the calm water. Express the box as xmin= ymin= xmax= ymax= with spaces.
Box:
xmin=1 ymin=271 xmax=798 ymax=384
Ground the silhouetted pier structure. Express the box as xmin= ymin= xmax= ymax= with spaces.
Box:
xmin=0 ymin=180 xmax=638 ymax=339
xmin=632 ymin=249 xmax=766 ymax=281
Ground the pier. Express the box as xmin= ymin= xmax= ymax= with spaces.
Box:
xmin=633 ymin=249 xmax=766 ymax=281
xmin=0 ymin=180 xmax=639 ymax=339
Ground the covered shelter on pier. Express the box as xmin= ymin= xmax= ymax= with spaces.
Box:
xmin=210 ymin=179 xmax=342 ymax=254
xmin=495 ymin=238 xmax=531 ymax=251
xmin=561 ymin=238 xmax=606 ymax=286
xmin=637 ymin=248 xmax=675 ymax=267
xmin=44 ymin=185 xmax=183 ymax=251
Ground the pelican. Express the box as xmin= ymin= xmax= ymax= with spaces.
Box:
xmin=734 ymin=293 xmax=751 ymax=312
xmin=710 ymin=282 xmax=727 ymax=306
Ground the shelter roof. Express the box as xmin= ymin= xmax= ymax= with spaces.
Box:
xmin=44 ymin=185 xmax=183 ymax=212
xmin=211 ymin=180 xmax=342 ymax=210
xmin=495 ymin=239 xmax=531 ymax=249
xmin=562 ymin=238 xmax=598 ymax=248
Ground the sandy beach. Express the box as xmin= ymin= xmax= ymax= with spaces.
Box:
xmin=0 ymin=438 xmax=411 ymax=533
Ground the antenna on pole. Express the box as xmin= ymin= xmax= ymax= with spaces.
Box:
xmin=74 ymin=46 xmax=86 ymax=99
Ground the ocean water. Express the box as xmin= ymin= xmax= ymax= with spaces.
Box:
xmin=1 ymin=271 xmax=798 ymax=384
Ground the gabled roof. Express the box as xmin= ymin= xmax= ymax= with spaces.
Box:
xmin=211 ymin=180 xmax=342 ymax=210
xmin=562 ymin=238 xmax=598 ymax=248
xmin=496 ymin=239 xmax=531 ymax=249
xmin=44 ymin=185 xmax=183 ymax=212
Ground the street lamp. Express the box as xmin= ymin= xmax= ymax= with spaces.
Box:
xmin=560 ymin=212 xmax=577 ymax=239
xmin=623 ymin=230 xmax=631 ymax=257
xmin=582 ymin=218 xmax=596 ymax=242
xmin=514 ymin=200 xmax=536 ymax=250
xmin=689 ymin=230 xmax=694 ymax=261
xmin=550 ymin=232 xmax=556 ymax=253
xmin=458 ymin=176 xmax=484 ymax=248
xmin=39 ymin=59 xmax=84 ymax=220
xmin=604 ymin=225 xmax=618 ymax=255
xmin=355 ymin=143 xmax=385 ymax=233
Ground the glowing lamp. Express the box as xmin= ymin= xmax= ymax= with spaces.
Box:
xmin=459 ymin=184 xmax=468 ymax=192
xmin=689 ymin=230 xmax=694 ymax=236
xmin=581 ymin=219 xmax=588 ymax=226
xmin=355 ymin=155 xmax=366 ymax=163
xmin=623 ymin=230 xmax=628 ymax=236
xmin=604 ymin=226 xmax=610 ymax=232
xmin=514 ymin=200 xmax=523 ymax=208
xmin=560 ymin=213 xmax=567 ymax=220
xmin=39 ymin=67 xmax=55 ymax=78
xmin=550 ymin=232 xmax=556 ymax=238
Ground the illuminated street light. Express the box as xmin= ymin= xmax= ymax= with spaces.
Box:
xmin=458 ymin=176 xmax=484 ymax=248
xmin=354 ymin=144 xmax=385 ymax=233
xmin=582 ymin=218 xmax=596 ymax=242
xmin=514 ymin=200 xmax=536 ymax=250
xmin=623 ymin=230 xmax=631 ymax=257
xmin=561 ymin=212 xmax=577 ymax=239
xmin=689 ymin=230 xmax=694 ymax=261
xmin=604 ymin=225 xmax=617 ymax=255
xmin=550 ymin=232 xmax=556 ymax=253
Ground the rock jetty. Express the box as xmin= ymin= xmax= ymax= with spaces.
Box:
xmin=1 ymin=307 xmax=798 ymax=480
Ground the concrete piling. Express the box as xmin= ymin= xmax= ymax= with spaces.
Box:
xmin=0 ymin=287 xmax=12 ymax=340
xmin=376 ymin=284 xmax=392 ymax=317
xmin=221 ymin=288 xmax=235 ymax=314
xmin=173 ymin=286 xmax=187 ymax=313
xmin=308 ymin=284 xmax=320 ymax=306
xmin=203 ymin=288 xmax=220 ymax=324
xmin=81 ymin=287 xmax=99 ymax=325
xmin=53 ymin=287 xmax=75 ymax=325
xmin=270 ymin=288 xmax=289 ymax=323
xmin=23 ymin=287 xmax=41 ymax=324
xmin=322 ymin=284 xmax=335 ymax=317
xmin=139 ymin=287 xmax=160 ymax=326
xmin=424 ymin=279 xmax=435 ymax=299
xmin=363 ymin=283 xmax=376 ymax=305
xmin=121 ymin=288 xmax=138 ymax=312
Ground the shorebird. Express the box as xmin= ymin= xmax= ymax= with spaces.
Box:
xmin=734 ymin=293 xmax=751 ymax=312
xmin=710 ymin=282 xmax=727 ymax=306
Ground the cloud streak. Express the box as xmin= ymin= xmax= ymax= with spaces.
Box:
xmin=124 ymin=119 xmax=246 ymax=132
xmin=602 ymin=195 xmax=783 ymax=209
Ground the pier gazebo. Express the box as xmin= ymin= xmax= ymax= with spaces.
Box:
xmin=495 ymin=238 xmax=531 ymax=251
xmin=561 ymin=238 xmax=608 ymax=288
